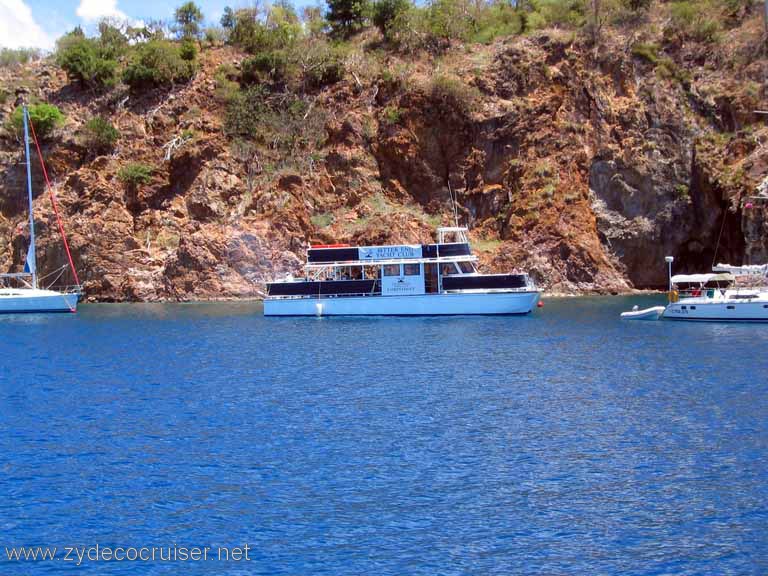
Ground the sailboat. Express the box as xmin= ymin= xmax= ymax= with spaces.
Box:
xmin=621 ymin=256 xmax=768 ymax=322
xmin=660 ymin=258 xmax=768 ymax=322
xmin=0 ymin=106 xmax=80 ymax=313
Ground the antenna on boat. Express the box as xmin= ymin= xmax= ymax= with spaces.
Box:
xmin=446 ymin=178 xmax=460 ymax=229
xmin=665 ymin=256 xmax=674 ymax=292
xmin=21 ymin=105 xmax=38 ymax=290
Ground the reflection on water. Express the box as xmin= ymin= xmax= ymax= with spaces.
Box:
xmin=0 ymin=296 xmax=766 ymax=575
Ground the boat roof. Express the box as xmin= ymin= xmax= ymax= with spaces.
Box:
xmin=712 ymin=263 xmax=768 ymax=276
xmin=307 ymin=241 xmax=474 ymax=266
xmin=671 ymin=273 xmax=734 ymax=284
xmin=305 ymin=255 xmax=478 ymax=269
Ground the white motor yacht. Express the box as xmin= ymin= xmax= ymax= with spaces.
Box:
xmin=264 ymin=227 xmax=540 ymax=316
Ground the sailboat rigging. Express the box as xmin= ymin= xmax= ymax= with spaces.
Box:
xmin=0 ymin=105 xmax=81 ymax=313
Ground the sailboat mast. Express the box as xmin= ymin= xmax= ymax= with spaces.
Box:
xmin=22 ymin=105 xmax=37 ymax=289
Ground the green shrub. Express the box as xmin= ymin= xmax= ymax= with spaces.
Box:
xmin=428 ymin=75 xmax=480 ymax=116
xmin=267 ymin=1 xmax=303 ymax=46
xmin=7 ymin=104 xmax=65 ymax=141
xmin=675 ymin=183 xmax=690 ymax=198
xmin=656 ymin=57 xmax=691 ymax=87
xmin=383 ymin=105 xmax=402 ymax=124
xmin=311 ymin=212 xmax=334 ymax=227
xmin=56 ymin=34 xmax=118 ymax=89
xmin=229 ymin=9 xmax=263 ymax=50
xmin=302 ymin=44 xmax=346 ymax=89
xmin=533 ymin=0 xmax=587 ymax=29
xmin=631 ymin=42 xmax=660 ymax=65
xmin=472 ymin=3 xmax=524 ymax=44
xmin=82 ymin=117 xmax=120 ymax=154
xmin=416 ymin=0 xmax=528 ymax=45
xmin=667 ymin=1 xmax=720 ymax=42
xmin=224 ymin=87 xmax=327 ymax=169
xmin=118 ymin=162 xmax=153 ymax=186
xmin=224 ymin=86 xmax=271 ymax=138
xmin=229 ymin=7 xmax=300 ymax=53
xmin=0 ymin=47 xmax=41 ymax=67
xmin=214 ymin=64 xmax=240 ymax=102
xmin=179 ymin=38 xmax=198 ymax=61
xmin=122 ymin=40 xmax=196 ymax=91
xmin=373 ymin=0 xmax=411 ymax=41
xmin=97 ymin=21 xmax=129 ymax=59
xmin=424 ymin=0 xmax=473 ymax=41
xmin=204 ymin=26 xmax=226 ymax=45
xmin=242 ymin=51 xmax=290 ymax=84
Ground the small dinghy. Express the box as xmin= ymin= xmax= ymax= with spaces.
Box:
xmin=620 ymin=305 xmax=665 ymax=321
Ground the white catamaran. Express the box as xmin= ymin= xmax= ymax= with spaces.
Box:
xmin=0 ymin=106 xmax=81 ymax=314
xmin=264 ymin=227 xmax=540 ymax=316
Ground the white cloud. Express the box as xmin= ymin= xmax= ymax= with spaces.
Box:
xmin=0 ymin=0 xmax=54 ymax=49
xmin=76 ymin=0 xmax=127 ymax=22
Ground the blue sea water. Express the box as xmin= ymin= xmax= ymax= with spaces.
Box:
xmin=0 ymin=296 xmax=766 ymax=575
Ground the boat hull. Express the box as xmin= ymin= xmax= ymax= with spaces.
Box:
xmin=264 ymin=291 xmax=540 ymax=316
xmin=663 ymin=300 xmax=768 ymax=322
xmin=0 ymin=290 xmax=79 ymax=314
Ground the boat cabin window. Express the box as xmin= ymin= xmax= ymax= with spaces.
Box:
xmin=441 ymin=263 xmax=460 ymax=276
xmin=383 ymin=264 xmax=401 ymax=277
xmin=403 ymin=263 xmax=420 ymax=276
xmin=338 ymin=266 xmax=363 ymax=280
xmin=458 ymin=262 xmax=474 ymax=274
xmin=364 ymin=265 xmax=380 ymax=280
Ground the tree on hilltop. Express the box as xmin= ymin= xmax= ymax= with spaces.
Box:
xmin=174 ymin=2 xmax=204 ymax=39
xmin=326 ymin=0 xmax=369 ymax=38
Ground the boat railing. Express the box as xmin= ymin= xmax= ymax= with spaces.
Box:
xmin=442 ymin=287 xmax=535 ymax=294
xmin=675 ymin=288 xmax=721 ymax=299
xmin=269 ymin=285 xmax=536 ymax=299
xmin=60 ymin=285 xmax=84 ymax=295
xmin=673 ymin=286 xmax=767 ymax=301
xmin=269 ymin=291 xmax=383 ymax=300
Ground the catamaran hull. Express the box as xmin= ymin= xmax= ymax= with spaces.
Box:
xmin=663 ymin=300 xmax=768 ymax=322
xmin=264 ymin=291 xmax=540 ymax=316
xmin=0 ymin=292 xmax=79 ymax=314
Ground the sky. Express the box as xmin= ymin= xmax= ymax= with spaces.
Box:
xmin=0 ymin=0 xmax=275 ymax=50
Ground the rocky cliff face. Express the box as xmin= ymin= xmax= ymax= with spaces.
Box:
xmin=0 ymin=13 xmax=766 ymax=301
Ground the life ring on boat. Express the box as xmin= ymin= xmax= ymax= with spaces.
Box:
xmin=668 ymin=290 xmax=679 ymax=303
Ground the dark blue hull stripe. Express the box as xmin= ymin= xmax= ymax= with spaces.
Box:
xmin=267 ymin=312 xmax=533 ymax=317
xmin=665 ymin=317 xmax=768 ymax=323
xmin=0 ymin=309 xmax=76 ymax=315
